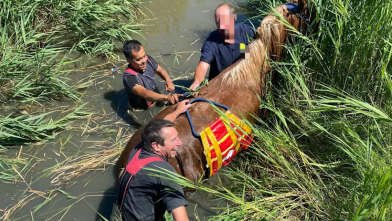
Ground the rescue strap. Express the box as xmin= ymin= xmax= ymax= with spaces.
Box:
xmin=185 ymin=98 xmax=230 ymax=138
xmin=185 ymin=98 xmax=253 ymax=177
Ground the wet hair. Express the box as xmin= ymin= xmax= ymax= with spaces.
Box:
xmin=123 ymin=40 xmax=142 ymax=59
xmin=142 ymin=119 xmax=175 ymax=153
xmin=215 ymin=3 xmax=235 ymax=18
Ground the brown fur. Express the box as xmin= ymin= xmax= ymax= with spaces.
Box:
xmin=117 ymin=0 xmax=317 ymax=182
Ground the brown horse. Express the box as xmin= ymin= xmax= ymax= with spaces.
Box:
xmin=118 ymin=0 xmax=318 ymax=182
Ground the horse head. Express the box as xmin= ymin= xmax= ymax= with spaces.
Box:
xmin=256 ymin=0 xmax=319 ymax=62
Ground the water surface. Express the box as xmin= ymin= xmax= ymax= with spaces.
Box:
xmin=0 ymin=0 xmax=254 ymax=220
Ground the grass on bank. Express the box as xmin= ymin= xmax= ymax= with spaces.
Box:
xmin=1 ymin=119 xmax=132 ymax=220
xmin=0 ymin=0 xmax=145 ymax=182
xmin=0 ymin=104 xmax=91 ymax=183
xmin=152 ymin=0 xmax=392 ymax=220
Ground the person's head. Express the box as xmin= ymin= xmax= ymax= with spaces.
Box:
xmin=123 ymin=40 xmax=148 ymax=72
xmin=215 ymin=3 xmax=237 ymax=40
xmin=142 ymin=119 xmax=182 ymax=159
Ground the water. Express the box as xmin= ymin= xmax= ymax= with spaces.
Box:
xmin=0 ymin=0 xmax=252 ymax=220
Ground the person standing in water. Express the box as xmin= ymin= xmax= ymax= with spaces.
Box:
xmin=123 ymin=40 xmax=183 ymax=111
xmin=189 ymin=3 xmax=255 ymax=90
xmin=114 ymin=100 xmax=191 ymax=221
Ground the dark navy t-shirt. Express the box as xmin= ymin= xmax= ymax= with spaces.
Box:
xmin=123 ymin=55 xmax=159 ymax=109
xmin=200 ymin=23 xmax=255 ymax=80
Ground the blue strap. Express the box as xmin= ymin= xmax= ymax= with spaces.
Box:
xmin=285 ymin=3 xmax=300 ymax=13
xmin=185 ymin=98 xmax=230 ymax=138
xmin=285 ymin=3 xmax=308 ymax=21
xmin=179 ymin=91 xmax=192 ymax=101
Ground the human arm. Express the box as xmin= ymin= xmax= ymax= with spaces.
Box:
xmin=190 ymin=39 xmax=214 ymax=91
xmin=132 ymin=85 xmax=181 ymax=104
xmin=155 ymin=64 xmax=175 ymax=92
xmin=189 ymin=61 xmax=210 ymax=91
xmin=171 ymin=206 xmax=189 ymax=221
xmin=164 ymin=100 xmax=192 ymax=122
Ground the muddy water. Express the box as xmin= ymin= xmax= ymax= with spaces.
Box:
xmin=0 ymin=0 xmax=254 ymax=220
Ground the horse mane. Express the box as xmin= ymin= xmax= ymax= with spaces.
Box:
xmin=221 ymin=39 xmax=269 ymax=91
xmin=221 ymin=3 xmax=303 ymax=89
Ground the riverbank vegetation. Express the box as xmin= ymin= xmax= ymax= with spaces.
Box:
xmin=2 ymin=0 xmax=392 ymax=220
xmin=164 ymin=0 xmax=392 ymax=220
xmin=0 ymin=0 xmax=143 ymax=182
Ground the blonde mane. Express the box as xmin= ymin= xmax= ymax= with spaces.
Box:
xmin=221 ymin=39 xmax=269 ymax=90
xmin=222 ymin=3 xmax=304 ymax=90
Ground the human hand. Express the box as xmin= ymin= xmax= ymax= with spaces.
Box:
xmin=174 ymin=100 xmax=192 ymax=114
xmin=167 ymin=93 xmax=182 ymax=104
xmin=189 ymin=82 xmax=200 ymax=91
xmin=165 ymin=80 xmax=175 ymax=92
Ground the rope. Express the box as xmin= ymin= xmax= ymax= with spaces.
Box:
xmin=185 ymin=98 xmax=230 ymax=138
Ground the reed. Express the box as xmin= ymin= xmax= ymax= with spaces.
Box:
xmin=0 ymin=0 xmax=144 ymax=182
xmin=153 ymin=0 xmax=392 ymax=220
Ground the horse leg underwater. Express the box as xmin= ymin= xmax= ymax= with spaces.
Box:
xmin=117 ymin=0 xmax=318 ymax=182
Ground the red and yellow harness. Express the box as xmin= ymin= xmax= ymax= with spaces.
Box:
xmin=185 ymin=98 xmax=253 ymax=177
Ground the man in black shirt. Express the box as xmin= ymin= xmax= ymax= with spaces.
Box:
xmin=189 ymin=3 xmax=255 ymax=90
xmin=115 ymin=100 xmax=191 ymax=221
xmin=123 ymin=40 xmax=183 ymax=111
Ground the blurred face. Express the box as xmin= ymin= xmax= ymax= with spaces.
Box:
xmin=127 ymin=46 xmax=147 ymax=72
xmin=215 ymin=6 xmax=236 ymax=40
xmin=153 ymin=127 xmax=182 ymax=159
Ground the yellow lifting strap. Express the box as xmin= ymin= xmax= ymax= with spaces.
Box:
xmin=199 ymin=111 xmax=253 ymax=177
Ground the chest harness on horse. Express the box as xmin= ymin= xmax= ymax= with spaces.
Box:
xmin=185 ymin=98 xmax=254 ymax=177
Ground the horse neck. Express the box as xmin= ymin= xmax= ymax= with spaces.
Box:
xmin=221 ymin=38 xmax=270 ymax=93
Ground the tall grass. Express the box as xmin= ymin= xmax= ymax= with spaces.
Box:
xmin=1 ymin=0 xmax=144 ymax=102
xmin=158 ymin=0 xmax=392 ymax=220
xmin=0 ymin=0 xmax=144 ymax=182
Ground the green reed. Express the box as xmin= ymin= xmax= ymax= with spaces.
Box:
xmin=0 ymin=0 xmax=144 ymax=182
xmin=152 ymin=0 xmax=392 ymax=220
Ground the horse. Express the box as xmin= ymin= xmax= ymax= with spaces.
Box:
xmin=117 ymin=0 xmax=318 ymax=182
